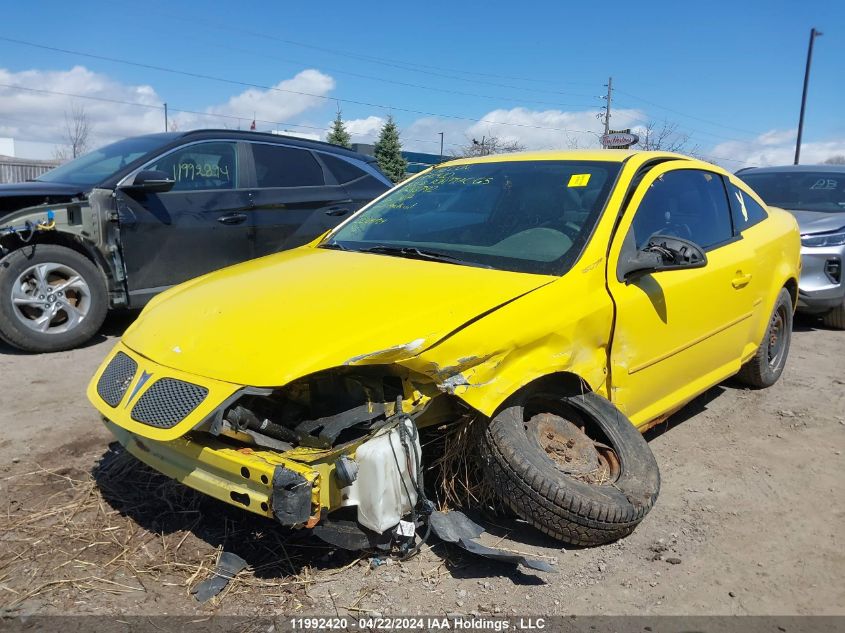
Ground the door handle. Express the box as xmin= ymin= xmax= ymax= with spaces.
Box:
xmin=324 ymin=207 xmax=350 ymax=217
xmin=732 ymin=273 xmax=753 ymax=289
xmin=217 ymin=212 xmax=248 ymax=225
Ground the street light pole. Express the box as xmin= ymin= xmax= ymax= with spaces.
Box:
xmin=794 ymin=28 xmax=822 ymax=165
xmin=439 ymin=132 xmax=444 ymax=162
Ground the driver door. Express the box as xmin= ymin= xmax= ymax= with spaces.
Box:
xmin=115 ymin=141 xmax=253 ymax=306
xmin=607 ymin=163 xmax=759 ymax=427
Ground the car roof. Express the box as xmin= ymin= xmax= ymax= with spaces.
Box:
xmin=175 ymin=128 xmax=373 ymax=160
xmin=737 ymin=164 xmax=845 ymax=175
xmin=440 ymin=149 xmax=689 ymax=167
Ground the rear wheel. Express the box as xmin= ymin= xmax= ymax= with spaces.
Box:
xmin=0 ymin=245 xmax=108 ymax=352
xmin=480 ymin=391 xmax=660 ymax=547
xmin=736 ymin=288 xmax=793 ymax=388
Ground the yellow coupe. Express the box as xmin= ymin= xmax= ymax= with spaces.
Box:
xmin=88 ymin=151 xmax=800 ymax=546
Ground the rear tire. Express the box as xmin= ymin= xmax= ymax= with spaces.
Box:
xmin=0 ymin=245 xmax=108 ymax=353
xmin=480 ymin=391 xmax=660 ymax=547
xmin=736 ymin=288 xmax=793 ymax=388
xmin=822 ymin=301 xmax=845 ymax=330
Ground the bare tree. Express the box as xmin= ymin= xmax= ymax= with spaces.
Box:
xmin=635 ymin=119 xmax=699 ymax=155
xmin=54 ymin=104 xmax=91 ymax=161
xmin=456 ymin=135 xmax=526 ymax=157
xmin=823 ymin=155 xmax=845 ymax=165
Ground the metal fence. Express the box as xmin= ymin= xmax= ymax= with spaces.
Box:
xmin=0 ymin=158 xmax=60 ymax=184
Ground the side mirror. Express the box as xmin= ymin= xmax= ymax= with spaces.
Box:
xmin=619 ymin=234 xmax=707 ymax=280
xmin=121 ymin=170 xmax=175 ymax=193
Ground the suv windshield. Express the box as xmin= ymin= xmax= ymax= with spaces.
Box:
xmin=741 ymin=171 xmax=845 ymax=213
xmin=324 ymin=160 xmax=621 ymax=275
xmin=37 ymin=136 xmax=168 ymax=187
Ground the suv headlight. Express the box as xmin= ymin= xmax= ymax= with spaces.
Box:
xmin=801 ymin=230 xmax=845 ymax=248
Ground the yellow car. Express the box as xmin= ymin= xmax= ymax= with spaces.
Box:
xmin=88 ymin=151 xmax=800 ymax=546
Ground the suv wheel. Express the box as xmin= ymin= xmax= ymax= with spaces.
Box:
xmin=0 ymin=245 xmax=108 ymax=352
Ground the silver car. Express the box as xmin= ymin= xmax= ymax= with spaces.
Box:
xmin=738 ymin=165 xmax=844 ymax=329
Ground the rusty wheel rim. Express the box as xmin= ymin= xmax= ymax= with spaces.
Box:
xmin=767 ymin=304 xmax=788 ymax=368
xmin=528 ymin=412 xmax=620 ymax=485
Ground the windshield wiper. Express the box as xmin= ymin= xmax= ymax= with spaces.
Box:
xmin=318 ymin=241 xmax=347 ymax=250
xmin=358 ymin=245 xmax=491 ymax=268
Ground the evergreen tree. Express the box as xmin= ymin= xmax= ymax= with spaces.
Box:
xmin=326 ymin=110 xmax=351 ymax=148
xmin=374 ymin=116 xmax=407 ymax=183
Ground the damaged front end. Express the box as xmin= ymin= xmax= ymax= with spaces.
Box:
xmin=88 ymin=344 xmax=460 ymax=533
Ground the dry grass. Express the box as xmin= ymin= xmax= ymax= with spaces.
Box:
xmin=423 ymin=416 xmax=495 ymax=512
xmin=0 ymin=446 xmax=346 ymax=613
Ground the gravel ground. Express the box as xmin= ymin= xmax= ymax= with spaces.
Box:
xmin=0 ymin=312 xmax=843 ymax=617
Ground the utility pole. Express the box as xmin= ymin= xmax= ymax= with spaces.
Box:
xmin=164 ymin=102 xmax=168 ymax=132
xmin=794 ymin=28 xmax=822 ymax=165
xmin=601 ymin=77 xmax=612 ymax=148
xmin=438 ymin=132 xmax=444 ymax=162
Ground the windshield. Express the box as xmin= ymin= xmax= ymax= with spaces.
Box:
xmin=741 ymin=171 xmax=845 ymax=213
xmin=324 ymin=161 xmax=622 ymax=275
xmin=36 ymin=136 xmax=168 ymax=187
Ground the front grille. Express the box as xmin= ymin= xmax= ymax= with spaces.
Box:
xmin=130 ymin=378 xmax=209 ymax=429
xmin=97 ymin=352 xmax=138 ymax=407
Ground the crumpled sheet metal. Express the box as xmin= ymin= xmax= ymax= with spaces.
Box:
xmin=429 ymin=511 xmax=556 ymax=573
xmin=190 ymin=551 xmax=248 ymax=602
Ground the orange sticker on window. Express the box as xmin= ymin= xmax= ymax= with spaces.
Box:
xmin=568 ymin=174 xmax=591 ymax=187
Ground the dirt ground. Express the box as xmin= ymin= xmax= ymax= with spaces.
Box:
xmin=0 ymin=312 xmax=843 ymax=617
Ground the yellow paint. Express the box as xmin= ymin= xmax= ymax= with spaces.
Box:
xmin=88 ymin=150 xmax=800 ymax=521
xmin=567 ymin=173 xmax=591 ymax=187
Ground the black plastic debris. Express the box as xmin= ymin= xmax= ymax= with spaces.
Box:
xmin=190 ymin=551 xmax=248 ymax=602
xmin=312 ymin=518 xmax=392 ymax=551
xmin=429 ymin=510 xmax=556 ymax=573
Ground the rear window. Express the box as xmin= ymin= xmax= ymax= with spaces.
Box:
xmin=320 ymin=153 xmax=368 ymax=184
xmin=728 ymin=183 xmax=768 ymax=231
xmin=251 ymin=143 xmax=325 ymax=188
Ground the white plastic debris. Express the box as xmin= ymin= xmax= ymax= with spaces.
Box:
xmin=347 ymin=418 xmax=420 ymax=533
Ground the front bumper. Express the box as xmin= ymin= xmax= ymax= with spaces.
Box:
xmin=89 ymin=343 xmax=352 ymax=525
xmin=105 ymin=420 xmax=325 ymax=526
xmin=797 ymin=244 xmax=845 ymax=313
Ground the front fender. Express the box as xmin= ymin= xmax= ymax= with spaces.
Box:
xmin=399 ymin=265 xmax=615 ymax=417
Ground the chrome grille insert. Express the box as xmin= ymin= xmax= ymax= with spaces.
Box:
xmin=96 ymin=352 xmax=138 ymax=407
xmin=130 ymin=378 xmax=208 ymax=429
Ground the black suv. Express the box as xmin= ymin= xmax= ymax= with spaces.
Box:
xmin=0 ymin=130 xmax=392 ymax=352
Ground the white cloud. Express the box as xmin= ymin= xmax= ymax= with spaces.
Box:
xmin=0 ymin=66 xmax=335 ymax=158
xmin=206 ymin=69 xmax=334 ymax=125
xmin=710 ymin=129 xmax=845 ymax=168
xmin=392 ymin=107 xmax=647 ymax=155
xmin=342 ymin=115 xmax=385 ymax=140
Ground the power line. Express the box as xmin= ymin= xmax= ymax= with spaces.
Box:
xmin=0 ymin=83 xmax=464 ymax=150
xmin=614 ymin=89 xmax=761 ymax=137
xmin=113 ymin=0 xmax=597 ymax=91
xmin=179 ymin=37 xmax=599 ymax=110
xmin=0 ymin=36 xmax=600 ymax=137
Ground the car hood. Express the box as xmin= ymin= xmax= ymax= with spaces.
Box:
xmin=782 ymin=208 xmax=845 ymax=235
xmin=122 ymin=246 xmax=554 ymax=387
xmin=0 ymin=181 xmax=85 ymax=198
xmin=0 ymin=181 xmax=86 ymax=221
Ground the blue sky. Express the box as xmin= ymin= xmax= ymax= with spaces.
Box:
xmin=0 ymin=0 xmax=842 ymax=166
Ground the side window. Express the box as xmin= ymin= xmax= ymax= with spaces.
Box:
xmin=148 ymin=142 xmax=237 ymax=191
xmin=251 ymin=144 xmax=324 ymax=188
xmin=630 ymin=169 xmax=734 ymax=250
xmin=728 ymin=183 xmax=768 ymax=232
xmin=320 ymin=153 xmax=368 ymax=184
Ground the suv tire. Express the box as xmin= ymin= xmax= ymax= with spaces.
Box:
xmin=0 ymin=245 xmax=108 ymax=353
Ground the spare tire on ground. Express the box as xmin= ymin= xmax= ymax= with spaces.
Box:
xmin=480 ymin=391 xmax=660 ymax=547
